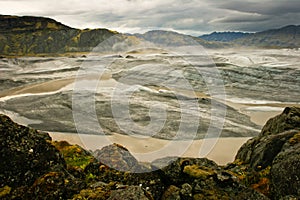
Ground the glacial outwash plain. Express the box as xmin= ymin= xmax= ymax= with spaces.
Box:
xmin=0 ymin=15 xmax=300 ymax=199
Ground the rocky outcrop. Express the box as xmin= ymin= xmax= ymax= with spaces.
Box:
xmin=270 ymin=132 xmax=300 ymax=199
xmin=93 ymin=143 xmax=141 ymax=172
xmin=108 ymin=186 xmax=151 ymax=200
xmin=1 ymin=106 xmax=299 ymax=199
xmin=152 ymin=157 xmax=268 ymax=199
xmin=0 ymin=114 xmax=86 ymax=199
xmin=234 ymin=107 xmax=300 ymax=199
xmin=0 ymin=113 xmax=265 ymax=199
xmin=0 ymin=114 xmax=64 ymax=188
xmin=235 ymin=130 xmax=298 ymax=170
xmin=261 ymin=107 xmax=300 ymax=137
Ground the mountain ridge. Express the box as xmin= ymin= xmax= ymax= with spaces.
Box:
xmin=0 ymin=15 xmax=118 ymax=56
xmin=234 ymin=25 xmax=300 ymax=48
xmin=0 ymin=15 xmax=73 ymax=33
xmin=133 ymin=29 xmax=230 ymax=48
xmin=199 ymin=31 xmax=251 ymax=42
xmin=0 ymin=15 xmax=299 ymax=56
xmin=200 ymin=25 xmax=300 ymax=48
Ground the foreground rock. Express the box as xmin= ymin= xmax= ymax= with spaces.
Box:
xmin=261 ymin=107 xmax=300 ymax=137
xmin=1 ymin=107 xmax=299 ymax=199
xmin=234 ymin=107 xmax=300 ymax=199
xmin=152 ymin=157 xmax=268 ymax=200
xmin=0 ymin=114 xmax=87 ymax=199
xmin=0 ymin=115 xmax=63 ymax=188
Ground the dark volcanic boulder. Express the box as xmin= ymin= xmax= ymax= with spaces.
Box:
xmin=26 ymin=171 xmax=85 ymax=200
xmin=93 ymin=143 xmax=144 ymax=172
xmin=233 ymin=107 xmax=300 ymax=199
xmin=261 ymin=107 xmax=300 ymax=137
xmin=151 ymin=157 xmax=219 ymax=184
xmin=233 ymin=187 xmax=270 ymax=200
xmin=91 ymin=144 xmax=164 ymax=199
xmin=235 ymin=130 xmax=299 ymax=170
xmin=0 ymin=114 xmax=86 ymax=199
xmin=236 ymin=107 xmax=300 ymax=169
xmin=161 ymin=185 xmax=181 ymax=200
xmin=152 ymin=157 xmax=268 ymax=199
xmin=270 ymin=132 xmax=300 ymax=199
xmin=107 ymin=186 xmax=152 ymax=200
xmin=0 ymin=114 xmax=65 ymax=188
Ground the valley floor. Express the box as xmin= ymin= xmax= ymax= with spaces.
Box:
xmin=0 ymin=48 xmax=299 ymax=165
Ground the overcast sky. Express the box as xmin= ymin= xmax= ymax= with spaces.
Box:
xmin=0 ymin=0 xmax=299 ymax=36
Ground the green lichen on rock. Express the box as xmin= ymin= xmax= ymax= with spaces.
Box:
xmin=52 ymin=141 xmax=95 ymax=170
xmin=288 ymin=132 xmax=300 ymax=145
xmin=230 ymin=106 xmax=300 ymax=199
xmin=0 ymin=114 xmax=65 ymax=188
xmin=161 ymin=185 xmax=180 ymax=200
xmin=183 ymin=164 xmax=215 ymax=179
xmin=0 ymin=186 xmax=11 ymax=198
xmin=72 ymin=187 xmax=111 ymax=200
xmin=1 ymin=106 xmax=299 ymax=199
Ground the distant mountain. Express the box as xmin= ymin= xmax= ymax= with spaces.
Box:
xmin=199 ymin=32 xmax=250 ymax=42
xmin=234 ymin=25 xmax=300 ymax=48
xmin=0 ymin=15 xmax=299 ymax=56
xmin=0 ymin=15 xmax=229 ymax=56
xmin=135 ymin=30 xmax=230 ymax=48
xmin=0 ymin=15 xmax=118 ymax=56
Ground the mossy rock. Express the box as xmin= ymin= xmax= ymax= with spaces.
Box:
xmin=52 ymin=141 xmax=96 ymax=170
xmin=72 ymin=182 xmax=115 ymax=200
xmin=0 ymin=186 xmax=11 ymax=198
xmin=183 ymin=165 xmax=215 ymax=179
xmin=193 ymin=190 xmax=230 ymax=200
xmin=288 ymin=132 xmax=300 ymax=145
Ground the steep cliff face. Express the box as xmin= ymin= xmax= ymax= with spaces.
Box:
xmin=0 ymin=15 xmax=117 ymax=56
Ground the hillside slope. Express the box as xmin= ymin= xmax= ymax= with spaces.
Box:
xmin=1 ymin=15 xmax=299 ymax=56
xmin=199 ymin=31 xmax=250 ymax=42
xmin=136 ymin=30 xmax=231 ymax=48
xmin=0 ymin=15 xmax=117 ymax=56
xmin=234 ymin=25 xmax=300 ymax=48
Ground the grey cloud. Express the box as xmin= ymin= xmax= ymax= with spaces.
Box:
xmin=212 ymin=14 xmax=271 ymax=23
xmin=0 ymin=0 xmax=298 ymax=35
xmin=217 ymin=0 xmax=300 ymax=16
xmin=212 ymin=12 xmax=300 ymax=32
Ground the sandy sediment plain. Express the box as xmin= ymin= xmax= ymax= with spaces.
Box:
xmin=0 ymin=48 xmax=299 ymax=164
